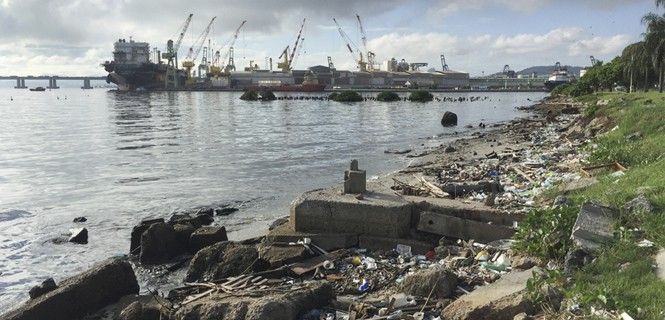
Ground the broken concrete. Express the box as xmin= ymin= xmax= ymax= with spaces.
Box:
xmin=442 ymin=267 xmax=537 ymax=320
xmin=290 ymin=187 xmax=412 ymax=238
xmin=357 ymin=235 xmax=434 ymax=255
xmin=417 ymin=211 xmax=516 ymax=243
xmin=265 ymin=222 xmax=358 ymax=251
xmin=343 ymin=159 xmax=366 ymax=194
xmin=4 ymin=258 xmax=138 ymax=320
xmin=623 ymin=193 xmax=654 ymax=215
xmin=571 ymin=202 xmax=617 ymax=251
xmin=655 ymin=248 xmax=665 ymax=281
xmin=401 ymin=267 xmax=457 ymax=298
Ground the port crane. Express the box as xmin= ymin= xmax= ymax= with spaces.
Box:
xmin=163 ymin=13 xmax=193 ymax=89
xmin=210 ymin=20 xmax=246 ymax=76
xmin=333 ymin=18 xmax=367 ymax=72
xmin=440 ymin=54 xmax=449 ymax=71
xmin=182 ymin=16 xmax=216 ymax=78
xmin=356 ymin=14 xmax=376 ymax=71
xmin=277 ymin=18 xmax=306 ymax=72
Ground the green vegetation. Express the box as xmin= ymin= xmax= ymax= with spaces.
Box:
xmin=239 ymin=90 xmax=277 ymax=101
xmin=515 ymin=92 xmax=665 ymax=318
xmin=407 ymin=90 xmax=433 ymax=102
xmin=329 ymin=91 xmax=363 ymax=102
xmin=376 ymin=91 xmax=401 ymax=102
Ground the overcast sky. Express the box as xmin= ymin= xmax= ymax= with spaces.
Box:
xmin=0 ymin=0 xmax=659 ymax=76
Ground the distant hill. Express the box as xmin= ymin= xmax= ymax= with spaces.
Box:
xmin=517 ymin=65 xmax=584 ymax=77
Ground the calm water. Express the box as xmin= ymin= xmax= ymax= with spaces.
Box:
xmin=0 ymin=84 xmax=545 ymax=308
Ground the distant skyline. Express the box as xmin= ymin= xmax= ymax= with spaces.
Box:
xmin=0 ymin=0 xmax=660 ymax=76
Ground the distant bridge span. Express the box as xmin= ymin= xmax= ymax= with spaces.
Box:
xmin=0 ymin=75 xmax=107 ymax=89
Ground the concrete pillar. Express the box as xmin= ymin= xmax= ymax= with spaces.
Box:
xmin=14 ymin=78 xmax=27 ymax=89
xmin=81 ymin=78 xmax=93 ymax=89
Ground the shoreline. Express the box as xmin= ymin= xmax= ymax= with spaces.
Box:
xmin=3 ymin=94 xmax=586 ymax=320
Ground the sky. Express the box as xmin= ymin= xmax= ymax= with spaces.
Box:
xmin=0 ymin=0 xmax=660 ymax=76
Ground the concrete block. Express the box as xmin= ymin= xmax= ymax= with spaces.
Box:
xmin=3 ymin=258 xmax=138 ymax=320
xmin=571 ymin=202 xmax=617 ymax=251
xmin=358 ymin=235 xmax=435 ymax=255
xmin=417 ymin=211 xmax=515 ymax=243
xmin=343 ymin=159 xmax=366 ymax=194
xmin=290 ymin=188 xmax=413 ymax=238
xmin=265 ymin=221 xmax=358 ymax=251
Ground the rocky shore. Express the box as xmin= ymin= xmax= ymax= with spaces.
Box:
xmin=2 ymin=95 xmax=591 ymax=320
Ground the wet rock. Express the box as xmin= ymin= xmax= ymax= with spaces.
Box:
xmin=444 ymin=146 xmax=456 ymax=153
xmin=169 ymin=214 xmax=213 ymax=229
xmin=68 ymin=227 xmax=88 ymax=244
xmin=564 ymin=248 xmax=592 ymax=274
xmin=401 ymin=267 xmax=457 ymax=299
xmin=139 ymin=222 xmax=184 ymax=265
xmin=185 ymin=241 xmax=260 ymax=282
xmin=72 ymin=217 xmax=87 ymax=223
xmin=3 ymin=258 xmax=138 ymax=320
xmin=130 ymin=218 xmax=164 ymax=255
xmin=119 ymin=301 xmax=161 ymax=320
xmin=173 ymin=223 xmax=196 ymax=247
xmin=189 ymin=226 xmax=228 ymax=253
xmin=442 ymin=268 xmax=537 ymax=320
xmin=441 ymin=111 xmax=458 ymax=127
xmin=28 ymin=278 xmax=57 ymax=299
xmin=623 ymin=193 xmax=654 ymax=215
xmin=384 ymin=149 xmax=412 ymax=155
xmin=216 ymin=207 xmax=239 ymax=216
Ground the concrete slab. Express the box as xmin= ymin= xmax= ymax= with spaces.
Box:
xmin=265 ymin=222 xmax=358 ymax=251
xmin=417 ymin=211 xmax=516 ymax=243
xmin=358 ymin=235 xmax=435 ymax=254
xmin=290 ymin=187 xmax=413 ymax=238
xmin=655 ymin=248 xmax=665 ymax=281
xmin=571 ymin=202 xmax=617 ymax=251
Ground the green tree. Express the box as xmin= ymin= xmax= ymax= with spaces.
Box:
xmin=622 ymin=42 xmax=654 ymax=92
xmin=642 ymin=12 xmax=665 ymax=92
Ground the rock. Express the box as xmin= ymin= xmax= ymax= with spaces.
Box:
xmin=654 ymin=248 xmax=665 ymax=281
xmin=511 ymin=256 xmax=538 ymax=270
xmin=441 ymin=111 xmax=458 ymax=127
xmin=68 ymin=227 xmax=88 ymax=244
xmin=173 ymin=223 xmax=197 ymax=247
xmin=268 ymin=216 xmax=289 ymax=231
xmin=174 ymin=282 xmax=334 ymax=320
xmin=72 ymin=217 xmax=87 ymax=223
xmin=185 ymin=241 xmax=260 ymax=282
xmin=259 ymin=244 xmax=312 ymax=268
xmin=401 ymin=267 xmax=457 ymax=298
xmin=444 ymin=145 xmax=456 ymax=153
xmin=442 ymin=268 xmax=537 ymax=320
xmin=384 ymin=149 xmax=412 ymax=155
xmin=552 ymin=196 xmax=571 ymax=208
xmin=119 ymin=301 xmax=161 ymax=320
xmin=169 ymin=214 xmax=214 ymax=229
xmin=513 ymin=312 xmax=530 ymax=320
xmin=3 ymin=258 xmax=138 ymax=320
xmin=189 ymin=226 xmax=229 ymax=252
xmin=571 ymin=202 xmax=617 ymax=252
xmin=28 ymin=278 xmax=57 ymax=299
xmin=623 ymin=193 xmax=654 ymax=215
xmin=216 ymin=207 xmax=239 ymax=216
xmin=625 ymin=132 xmax=642 ymax=141
xmin=130 ymin=218 xmax=164 ymax=255
xmin=563 ymin=248 xmax=592 ymax=274
xmin=139 ymin=222 xmax=184 ymax=265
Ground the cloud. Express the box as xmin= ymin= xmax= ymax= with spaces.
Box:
xmin=492 ymin=27 xmax=584 ymax=54
xmin=429 ymin=0 xmax=648 ymax=16
xmin=568 ymin=34 xmax=632 ymax=55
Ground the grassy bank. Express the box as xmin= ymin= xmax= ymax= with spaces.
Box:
xmin=515 ymin=92 xmax=665 ymax=318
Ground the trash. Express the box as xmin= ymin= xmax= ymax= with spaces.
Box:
xmin=637 ymin=239 xmax=655 ymax=247
xmin=475 ymin=250 xmax=490 ymax=261
xmin=323 ymin=260 xmax=335 ymax=270
xmin=396 ymin=244 xmax=412 ymax=258
xmin=358 ymin=279 xmax=370 ymax=292
xmin=581 ymin=162 xmax=626 ymax=177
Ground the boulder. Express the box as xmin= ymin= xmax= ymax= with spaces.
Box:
xmin=3 ymin=258 xmax=138 ymax=320
xmin=173 ymin=223 xmax=197 ymax=248
xmin=119 ymin=301 xmax=161 ymax=320
xmin=571 ymin=203 xmax=617 ymax=252
xmin=216 ymin=207 xmax=239 ymax=216
xmin=174 ymin=282 xmax=334 ymax=320
xmin=28 ymin=278 xmax=57 ymax=299
xmin=139 ymin=222 xmax=184 ymax=265
xmin=401 ymin=267 xmax=457 ymax=298
xmin=68 ymin=227 xmax=88 ymax=244
xmin=623 ymin=194 xmax=654 ymax=215
xmin=130 ymin=218 xmax=164 ymax=255
xmin=185 ymin=241 xmax=260 ymax=282
xmin=72 ymin=217 xmax=87 ymax=223
xmin=169 ymin=214 xmax=213 ymax=229
xmin=441 ymin=268 xmax=537 ymax=320
xmin=258 ymin=244 xmax=312 ymax=268
xmin=441 ymin=111 xmax=458 ymax=127
xmin=189 ymin=226 xmax=229 ymax=252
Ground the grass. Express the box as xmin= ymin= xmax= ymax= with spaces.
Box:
xmin=515 ymin=92 xmax=665 ymax=319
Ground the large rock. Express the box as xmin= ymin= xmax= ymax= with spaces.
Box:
xmin=68 ymin=227 xmax=88 ymax=244
xmin=571 ymin=203 xmax=617 ymax=251
xmin=2 ymin=258 xmax=138 ymax=320
xmin=441 ymin=111 xmax=458 ymax=127
xmin=28 ymin=278 xmax=57 ymax=299
xmin=174 ymin=282 xmax=334 ymax=320
xmin=118 ymin=301 xmax=161 ymax=320
xmin=401 ymin=267 xmax=457 ymax=298
xmin=623 ymin=194 xmax=654 ymax=215
xmin=185 ymin=241 xmax=260 ymax=282
xmin=130 ymin=218 xmax=164 ymax=255
xmin=189 ymin=226 xmax=228 ymax=253
xmin=258 ymin=244 xmax=313 ymax=268
xmin=139 ymin=222 xmax=185 ymax=265
xmin=442 ymin=268 xmax=537 ymax=320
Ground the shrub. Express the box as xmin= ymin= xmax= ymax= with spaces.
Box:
xmin=512 ymin=206 xmax=579 ymax=261
xmin=376 ymin=91 xmax=401 ymax=102
xmin=329 ymin=91 xmax=363 ymax=102
xmin=240 ymin=90 xmax=259 ymax=101
xmin=259 ymin=90 xmax=276 ymax=101
xmin=408 ymin=90 xmax=433 ymax=102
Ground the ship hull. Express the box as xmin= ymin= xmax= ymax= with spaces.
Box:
xmin=544 ymin=80 xmax=571 ymax=91
xmin=103 ymin=61 xmax=170 ymax=91
xmin=246 ymin=83 xmax=326 ymax=92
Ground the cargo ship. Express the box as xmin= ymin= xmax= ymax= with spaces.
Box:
xmin=544 ymin=62 xmax=574 ymax=91
xmin=102 ymin=39 xmax=185 ymax=91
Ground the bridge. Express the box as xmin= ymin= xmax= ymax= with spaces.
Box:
xmin=0 ymin=76 xmax=108 ymax=89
